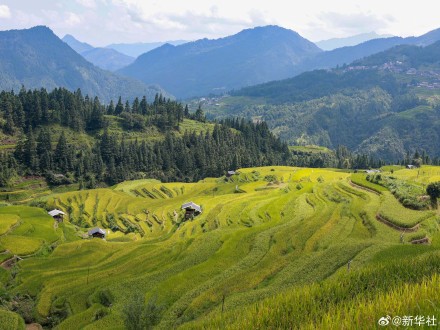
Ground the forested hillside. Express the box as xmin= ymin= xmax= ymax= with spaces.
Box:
xmin=207 ymin=41 xmax=440 ymax=161
xmin=0 ymin=87 xmax=290 ymax=188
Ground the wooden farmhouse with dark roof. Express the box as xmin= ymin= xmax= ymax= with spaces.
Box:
xmin=88 ymin=227 xmax=106 ymax=239
xmin=48 ymin=209 xmax=65 ymax=222
xmin=181 ymin=202 xmax=202 ymax=220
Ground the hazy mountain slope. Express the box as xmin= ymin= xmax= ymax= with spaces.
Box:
xmin=106 ymin=40 xmax=188 ymax=57
xmin=316 ymin=32 xmax=394 ymax=50
xmin=298 ymin=27 xmax=440 ymax=74
xmin=62 ymin=34 xmax=94 ymax=53
xmin=118 ymin=25 xmax=323 ymax=98
xmin=81 ymin=47 xmax=134 ymax=71
xmin=118 ymin=25 xmax=440 ymax=99
xmin=62 ymin=34 xmax=135 ymax=71
xmin=0 ymin=26 xmax=167 ymax=102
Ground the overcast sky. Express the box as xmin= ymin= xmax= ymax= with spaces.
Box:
xmin=0 ymin=0 xmax=439 ymax=46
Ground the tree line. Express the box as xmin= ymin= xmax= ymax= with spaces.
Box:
xmin=0 ymin=87 xmax=206 ymax=134
xmin=0 ymin=87 xmax=290 ymax=186
xmin=1 ymin=87 xmax=439 ymax=188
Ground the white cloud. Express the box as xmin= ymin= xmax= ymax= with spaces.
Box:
xmin=0 ymin=4 xmax=11 ymax=18
xmin=1 ymin=0 xmax=439 ymax=45
xmin=115 ymin=0 xmax=274 ymax=39
xmin=317 ymin=11 xmax=393 ymax=35
xmin=66 ymin=12 xmax=82 ymax=27
xmin=76 ymin=0 xmax=97 ymax=9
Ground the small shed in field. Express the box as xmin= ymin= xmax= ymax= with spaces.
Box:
xmin=226 ymin=170 xmax=236 ymax=177
xmin=88 ymin=227 xmax=106 ymax=239
xmin=407 ymin=165 xmax=415 ymax=169
xmin=48 ymin=209 xmax=65 ymax=222
xmin=181 ymin=202 xmax=202 ymax=219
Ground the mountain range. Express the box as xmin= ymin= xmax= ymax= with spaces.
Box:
xmin=0 ymin=26 xmax=166 ymax=102
xmin=62 ymin=35 xmax=189 ymax=71
xmin=118 ymin=25 xmax=323 ymax=98
xmin=106 ymin=40 xmax=188 ymax=58
xmin=117 ymin=25 xmax=440 ymax=98
xmin=62 ymin=34 xmax=135 ymax=71
xmin=315 ymin=32 xmax=394 ymax=50
xmin=2 ymin=24 xmax=440 ymax=110
xmin=209 ymin=41 xmax=440 ymax=160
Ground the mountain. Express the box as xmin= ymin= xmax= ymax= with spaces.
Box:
xmin=118 ymin=25 xmax=440 ymax=99
xmin=410 ymin=27 xmax=440 ymax=46
xmin=298 ymin=36 xmax=407 ymax=72
xmin=118 ymin=25 xmax=323 ymax=98
xmin=209 ymin=41 xmax=440 ymax=161
xmin=62 ymin=34 xmax=135 ymax=71
xmin=62 ymin=34 xmax=94 ymax=53
xmin=0 ymin=26 xmax=166 ymax=102
xmin=106 ymin=40 xmax=188 ymax=57
xmin=296 ymin=27 xmax=440 ymax=75
xmin=315 ymin=32 xmax=394 ymax=50
xmin=80 ymin=48 xmax=134 ymax=71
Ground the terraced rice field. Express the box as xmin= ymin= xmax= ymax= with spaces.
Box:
xmin=0 ymin=166 xmax=439 ymax=329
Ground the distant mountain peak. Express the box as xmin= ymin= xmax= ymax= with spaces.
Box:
xmin=316 ymin=32 xmax=394 ymax=50
xmin=27 ymin=25 xmax=52 ymax=32
xmin=62 ymin=34 xmax=94 ymax=54
xmin=119 ymin=25 xmax=322 ymax=98
xmin=0 ymin=26 xmax=167 ymax=102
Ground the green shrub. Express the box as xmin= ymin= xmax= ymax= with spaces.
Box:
xmin=0 ymin=310 xmax=25 ymax=330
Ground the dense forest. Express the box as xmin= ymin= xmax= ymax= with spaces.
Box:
xmin=0 ymin=87 xmax=291 ymax=187
xmin=1 ymin=87 xmax=438 ymax=188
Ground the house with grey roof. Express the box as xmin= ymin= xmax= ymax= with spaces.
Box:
xmin=48 ymin=209 xmax=65 ymax=222
xmin=181 ymin=202 xmax=202 ymax=219
xmin=88 ymin=227 xmax=106 ymax=239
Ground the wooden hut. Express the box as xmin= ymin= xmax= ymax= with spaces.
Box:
xmin=181 ymin=202 xmax=202 ymax=220
xmin=48 ymin=209 xmax=65 ymax=222
xmin=88 ymin=227 xmax=106 ymax=239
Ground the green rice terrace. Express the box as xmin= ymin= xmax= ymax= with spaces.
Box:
xmin=0 ymin=166 xmax=439 ymax=329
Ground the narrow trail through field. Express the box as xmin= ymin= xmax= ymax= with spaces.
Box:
xmin=349 ymin=180 xmax=380 ymax=195
xmin=410 ymin=237 xmax=429 ymax=244
xmin=1 ymin=255 xmax=18 ymax=270
xmin=375 ymin=213 xmax=420 ymax=232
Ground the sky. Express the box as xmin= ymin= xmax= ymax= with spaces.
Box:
xmin=0 ymin=0 xmax=439 ymax=46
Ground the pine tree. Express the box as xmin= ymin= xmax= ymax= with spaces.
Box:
xmin=88 ymin=97 xmax=105 ymax=130
xmin=115 ymin=97 xmax=124 ymax=115
xmin=54 ymin=131 xmax=69 ymax=172
xmin=24 ymin=127 xmax=38 ymax=171
xmin=37 ymin=128 xmax=53 ymax=172
xmin=107 ymin=100 xmax=115 ymax=115
xmin=140 ymin=96 xmax=148 ymax=115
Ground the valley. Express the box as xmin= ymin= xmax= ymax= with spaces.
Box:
xmin=0 ymin=166 xmax=439 ymax=329
xmin=0 ymin=7 xmax=440 ymax=329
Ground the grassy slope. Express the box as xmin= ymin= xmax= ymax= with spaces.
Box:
xmin=0 ymin=206 xmax=80 ymax=256
xmin=0 ymin=166 xmax=439 ymax=329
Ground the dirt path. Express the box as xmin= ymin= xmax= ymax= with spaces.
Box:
xmin=349 ymin=180 xmax=380 ymax=195
xmin=410 ymin=237 xmax=429 ymax=244
xmin=375 ymin=213 xmax=420 ymax=232
xmin=26 ymin=323 xmax=43 ymax=330
xmin=0 ymin=256 xmax=17 ymax=270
